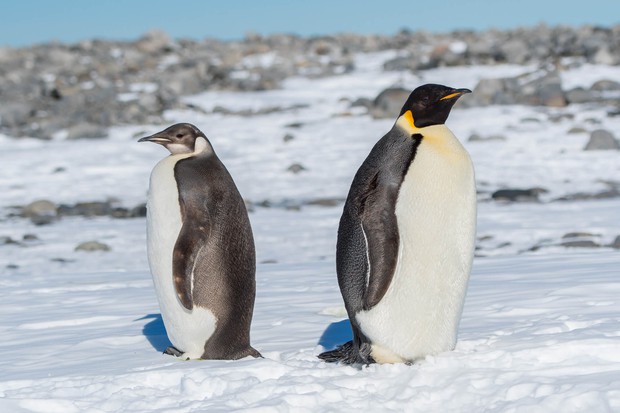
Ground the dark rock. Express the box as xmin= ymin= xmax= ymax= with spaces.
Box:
xmin=285 ymin=122 xmax=304 ymax=129
xmin=21 ymin=200 xmax=58 ymax=225
xmin=566 ymin=87 xmax=597 ymax=104
xmin=562 ymin=232 xmax=599 ymax=239
xmin=58 ymin=201 xmax=114 ymax=217
xmin=491 ymin=188 xmax=548 ymax=202
xmin=350 ymin=97 xmax=373 ymax=109
xmin=283 ymin=133 xmax=295 ymax=143
xmin=609 ymin=235 xmax=620 ymax=249
xmin=561 ymin=240 xmax=600 ymax=248
xmin=287 ymin=163 xmax=307 ymax=174
xmin=1 ymin=236 xmax=20 ymax=245
xmin=22 ymin=234 xmax=39 ymax=241
xmin=590 ymin=79 xmax=620 ymax=91
xmin=130 ymin=203 xmax=147 ymax=218
xmin=584 ymin=129 xmax=620 ymax=151
xmin=371 ymin=87 xmax=410 ymax=119
xmin=304 ymin=198 xmax=344 ymax=207
xmin=567 ymin=126 xmax=588 ymax=134
xmin=75 ymin=241 xmax=111 ymax=252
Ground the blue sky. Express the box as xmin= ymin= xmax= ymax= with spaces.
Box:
xmin=2 ymin=0 xmax=619 ymax=47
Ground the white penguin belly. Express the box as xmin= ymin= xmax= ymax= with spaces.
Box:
xmin=146 ymin=155 xmax=216 ymax=359
xmin=356 ymin=128 xmax=476 ymax=363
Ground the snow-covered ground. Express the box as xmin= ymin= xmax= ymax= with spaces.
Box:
xmin=1 ymin=51 xmax=619 ymax=412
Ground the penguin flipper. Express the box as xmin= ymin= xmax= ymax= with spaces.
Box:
xmin=172 ymin=220 xmax=209 ymax=310
xmin=358 ymin=175 xmax=401 ymax=310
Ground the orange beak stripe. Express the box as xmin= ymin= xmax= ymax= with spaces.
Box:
xmin=439 ymin=91 xmax=463 ymax=101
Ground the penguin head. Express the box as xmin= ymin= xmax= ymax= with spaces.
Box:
xmin=398 ymin=84 xmax=471 ymax=128
xmin=138 ymin=123 xmax=211 ymax=155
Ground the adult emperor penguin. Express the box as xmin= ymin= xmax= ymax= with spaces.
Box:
xmin=319 ymin=84 xmax=476 ymax=365
xmin=139 ymin=123 xmax=261 ymax=360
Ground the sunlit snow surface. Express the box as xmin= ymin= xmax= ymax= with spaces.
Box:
xmin=1 ymin=52 xmax=619 ymax=412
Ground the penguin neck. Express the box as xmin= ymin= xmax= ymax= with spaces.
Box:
xmin=395 ymin=112 xmax=455 ymax=141
xmin=167 ymin=136 xmax=214 ymax=158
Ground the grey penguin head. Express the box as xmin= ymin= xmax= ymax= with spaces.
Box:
xmin=139 ymin=123 xmax=210 ymax=155
xmin=399 ymin=84 xmax=471 ymax=128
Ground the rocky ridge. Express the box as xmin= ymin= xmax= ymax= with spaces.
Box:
xmin=1 ymin=25 xmax=620 ymax=139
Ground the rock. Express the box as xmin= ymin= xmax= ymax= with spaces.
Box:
xmin=66 ymin=122 xmax=108 ymax=140
xmin=468 ymin=133 xmax=506 ymax=142
xmin=609 ymin=235 xmax=620 ymax=249
xmin=1 ymin=236 xmax=19 ymax=245
xmin=371 ymin=87 xmax=410 ymax=119
xmin=21 ymin=200 xmax=58 ymax=225
xmin=350 ymin=97 xmax=372 ymax=109
xmin=567 ymin=126 xmax=588 ymax=134
xmin=583 ymin=129 xmax=620 ymax=151
xmin=565 ymin=87 xmax=597 ymax=104
xmin=58 ymin=201 xmax=114 ymax=217
xmin=469 ymin=78 xmax=517 ymax=106
xmin=283 ymin=133 xmax=295 ymax=143
xmin=22 ymin=234 xmax=39 ymax=241
xmin=75 ymin=241 xmax=111 ymax=252
xmin=304 ymin=198 xmax=344 ymax=207
xmin=287 ymin=163 xmax=307 ymax=174
xmin=491 ymin=188 xmax=548 ymax=202
xmin=562 ymin=232 xmax=598 ymax=239
xmin=592 ymin=46 xmax=617 ymax=65
xmin=590 ymin=79 xmax=620 ymax=91
xmin=130 ymin=203 xmax=147 ymax=218
xmin=383 ymin=56 xmax=417 ymax=71
xmin=561 ymin=240 xmax=600 ymax=248
xmin=519 ymin=70 xmax=567 ymax=107
xmin=135 ymin=30 xmax=173 ymax=54
xmin=0 ymin=103 xmax=32 ymax=128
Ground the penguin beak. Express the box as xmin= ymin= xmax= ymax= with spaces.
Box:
xmin=138 ymin=135 xmax=172 ymax=145
xmin=439 ymin=88 xmax=472 ymax=101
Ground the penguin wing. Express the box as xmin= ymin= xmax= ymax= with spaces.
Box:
xmin=172 ymin=217 xmax=209 ymax=310
xmin=358 ymin=173 xmax=401 ymax=310
xmin=171 ymin=157 xmax=212 ymax=311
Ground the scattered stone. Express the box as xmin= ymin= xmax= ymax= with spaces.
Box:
xmin=468 ymin=133 xmax=506 ymax=142
xmin=305 ymin=198 xmax=344 ymax=207
xmin=567 ymin=126 xmax=588 ymax=134
xmin=75 ymin=241 xmax=111 ymax=252
xmin=51 ymin=257 xmax=75 ymax=263
xmin=287 ymin=163 xmax=307 ymax=174
xmin=283 ymin=133 xmax=295 ymax=143
xmin=583 ymin=129 xmax=620 ymax=151
xmin=21 ymin=200 xmax=58 ymax=225
xmin=22 ymin=234 xmax=39 ymax=241
xmin=371 ymin=87 xmax=410 ymax=119
xmin=560 ymin=240 xmax=600 ymax=248
xmin=590 ymin=79 xmax=620 ymax=91
xmin=491 ymin=188 xmax=548 ymax=202
xmin=565 ymin=87 xmax=597 ymax=104
xmin=6 ymin=264 xmax=19 ymax=270
xmin=260 ymin=259 xmax=278 ymax=264
xmin=285 ymin=122 xmax=304 ymax=129
xmin=1 ymin=236 xmax=20 ymax=245
xmin=609 ymin=235 xmax=620 ymax=249
xmin=562 ymin=232 xmax=599 ymax=239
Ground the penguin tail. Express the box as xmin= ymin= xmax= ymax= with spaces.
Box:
xmin=318 ymin=341 xmax=374 ymax=365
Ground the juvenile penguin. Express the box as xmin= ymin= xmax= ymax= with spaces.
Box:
xmin=140 ymin=123 xmax=261 ymax=360
xmin=319 ymin=84 xmax=476 ymax=365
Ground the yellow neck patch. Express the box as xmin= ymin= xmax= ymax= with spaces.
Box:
xmin=396 ymin=110 xmax=420 ymax=135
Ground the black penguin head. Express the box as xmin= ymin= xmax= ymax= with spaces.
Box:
xmin=138 ymin=123 xmax=209 ymax=155
xmin=399 ymin=84 xmax=471 ymax=128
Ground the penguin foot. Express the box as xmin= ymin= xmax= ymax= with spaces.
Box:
xmin=163 ymin=346 xmax=184 ymax=357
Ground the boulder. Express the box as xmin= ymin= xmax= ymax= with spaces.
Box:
xmin=584 ymin=129 xmax=620 ymax=151
xmin=21 ymin=200 xmax=58 ymax=225
xmin=75 ymin=241 xmax=111 ymax=252
xmin=66 ymin=122 xmax=108 ymax=140
xmin=371 ymin=87 xmax=410 ymax=119
xmin=491 ymin=188 xmax=548 ymax=202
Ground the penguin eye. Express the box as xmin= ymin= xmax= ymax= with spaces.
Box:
xmin=176 ymin=134 xmax=183 ymax=138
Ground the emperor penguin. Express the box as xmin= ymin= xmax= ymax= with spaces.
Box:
xmin=319 ymin=84 xmax=476 ymax=365
xmin=139 ymin=123 xmax=261 ymax=360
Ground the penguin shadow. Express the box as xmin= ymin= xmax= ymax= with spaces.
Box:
xmin=137 ymin=314 xmax=172 ymax=352
xmin=317 ymin=319 xmax=353 ymax=351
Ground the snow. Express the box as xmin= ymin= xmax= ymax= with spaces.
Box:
xmin=1 ymin=51 xmax=619 ymax=412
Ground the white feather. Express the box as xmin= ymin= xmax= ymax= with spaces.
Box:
xmin=356 ymin=123 xmax=477 ymax=363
